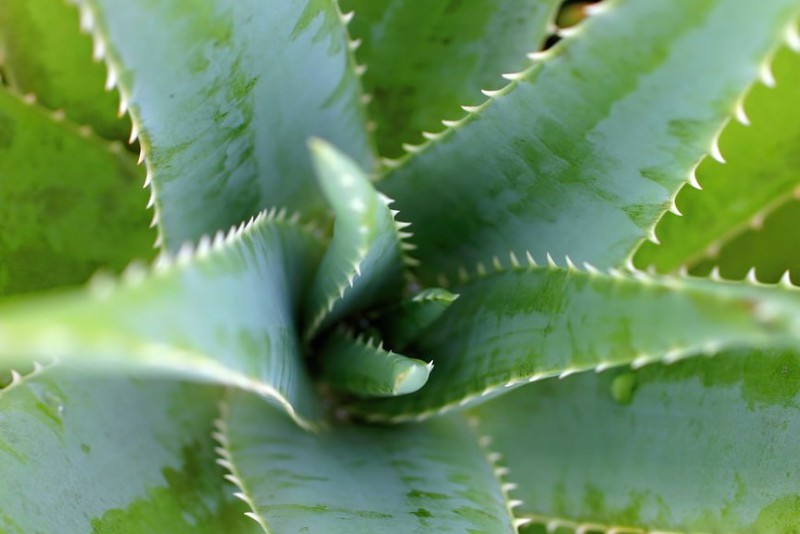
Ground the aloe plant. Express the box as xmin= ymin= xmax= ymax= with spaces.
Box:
xmin=2 ymin=0 xmax=800 ymax=531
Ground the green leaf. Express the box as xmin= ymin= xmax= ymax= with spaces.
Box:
xmin=0 ymin=366 xmax=257 ymax=533
xmin=692 ymin=199 xmax=800 ymax=284
xmin=378 ymin=0 xmax=799 ymax=283
xmin=347 ymin=262 xmax=800 ymax=422
xmin=316 ymin=329 xmax=432 ymax=397
xmin=371 ymin=287 xmax=459 ymax=352
xmin=471 ymin=349 xmax=800 ymax=532
xmin=0 ymin=87 xmax=153 ymax=296
xmin=635 ymin=44 xmax=800 ymax=273
xmin=304 ymin=139 xmax=407 ymax=338
xmin=0 ymin=0 xmax=129 ymax=141
xmin=216 ymin=391 xmax=517 ymax=533
xmin=76 ymin=0 xmax=375 ymax=248
xmin=341 ymin=0 xmax=561 ymax=157
xmin=0 ymin=212 xmax=324 ymax=429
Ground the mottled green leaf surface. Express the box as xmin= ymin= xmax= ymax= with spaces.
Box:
xmin=379 ymin=0 xmax=799 ymax=283
xmin=0 ymin=213 xmax=324 ymax=428
xmin=0 ymin=87 xmax=153 ymax=296
xmin=0 ymin=0 xmax=129 ymax=141
xmin=316 ymin=329 xmax=431 ymax=397
xmin=0 ymin=367 xmax=257 ymax=534
xmin=78 ymin=0 xmax=374 ymax=248
xmin=350 ymin=265 xmax=800 ymax=421
xmin=219 ymin=392 xmax=515 ymax=533
xmin=304 ymin=140 xmax=405 ymax=338
xmin=472 ymin=349 xmax=800 ymax=532
xmin=342 ymin=0 xmax=561 ymax=156
xmin=636 ymin=44 xmax=800 ymax=273
xmin=372 ymin=287 xmax=459 ymax=352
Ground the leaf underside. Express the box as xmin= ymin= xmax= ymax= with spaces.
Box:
xmin=472 ymin=349 xmax=800 ymax=532
xmin=378 ymin=0 xmax=799 ymax=283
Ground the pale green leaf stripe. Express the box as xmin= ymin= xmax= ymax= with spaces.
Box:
xmin=0 ymin=212 xmax=324 ymax=429
xmin=0 ymin=367 xmax=258 ymax=534
xmin=472 ymin=349 xmax=800 ymax=533
xmin=342 ymin=0 xmax=561 ymax=157
xmin=0 ymin=86 xmax=153 ymax=297
xmin=219 ymin=392 xmax=516 ymax=533
xmin=317 ymin=329 xmax=431 ymax=397
xmin=636 ymin=44 xmax=800 ymax=273
xmin=75 ymin=0 xmax=374 ymax=248
xmin=304 ymin=139 xmax=406 ymax=338
xmin=0 ymin=0 xmax=129 ymax=142
xmin=378 ymin=0 xmax=800 ymax=283
xmin=348 ymin=263 xmax=800 ymax=422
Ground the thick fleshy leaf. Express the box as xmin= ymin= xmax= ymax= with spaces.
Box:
xmin=0 ymin=87 xmax=153 ymax=296
xmin=692 ymin=199 xmax=800 ymax=284
xmin=471 ymin=349 xmax=800 ymax=532
xmin=304 ymin=139 xmax=406 ymax=338
xmin=0 ymin=366 xmax=257 ymax=533
xmin=372 ymin=287 xmax=459 ymax=352
xmin=0 ymin=212 xmax=324 ymax=429
xmin=215 ymin=392 xmax=516 ymax=533
xmin=636 ymin=43 xmax=800 ymax=273
xmin=316 ymin=329 xmax=431 ymax=397
xmin=75 ymin=0 xmax=375 ymax=248
xmin=341 ymin=0 xmax=561 ymax=157
xmin=378 ymin=0 xmax=799 ymax=283
xmin=348 ymin=262 xmax=800 ymax=422
xmin=0 ymin=0 xmax=129 ymax=141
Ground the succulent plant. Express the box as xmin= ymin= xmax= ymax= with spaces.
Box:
xmin=2 ymin=0 xmax=800 ymax=532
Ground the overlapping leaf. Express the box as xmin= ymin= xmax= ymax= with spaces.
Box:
xmin=316 ymin=329 xmax=431 ymax=397
xmin=304 ymin=140 xmax=406 ymax=338
xmin=0 ymin=87 xmax=152 ymax=296
xmin=0 ymin=0 xmax=129 ymax=141
xmin=342 ymin=0 xmax=561 ymax=156
xmin=472 ymin=349 xmax=800 ymax=532
xmin=216 ymin=392 xmax=516 ymax=533
xmin=0 ymin=367 xmax=258 ymax=533
xmin=0 ymin=213 xmax=324 ymax=429
xmin=636 ymin=43 xmax=800 ymax=273
xmin=349 ymin=263 xmax=800 ymax=421
xmin=75 ymin=0 xmax=374 ymax=248
xmin=378 ymin=0 xmax=800 ymax=283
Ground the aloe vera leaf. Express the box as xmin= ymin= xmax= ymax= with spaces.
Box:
xmin=75 ymin=0 xmax=374 ymax=248
xmin=216 ymin=392 xmax=517 ymax=533
xmin=691 ymin=200 xmax=800 ymax=284
xmin=0 ymin=0 xmax=129 ymax=142
xmin=316 ymin=329 xmax=431 ymax=397
xmin=341 ymin=0 xmax=561 ymax=157
xmin=471 ymin=349 xmax=800 ymax=532
xmin=635 ymin=43 xmax=800 ymax=273
xmin=0 ymin=87 xmax=153 ymax=296
xmin=378 ymin=0 xmax=800 ymax=283
xmin=303 ymin=139 xmax=406 ymax=338
xmin=347 ymin=263 xmax=800 ymax=421
xmin=371 ymin=287 xmax=459 ymax=352
xmin=0 ymin=367 xmax=258 ymax=533
xmin=0 ymin=212 xmax=324 ymax=429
